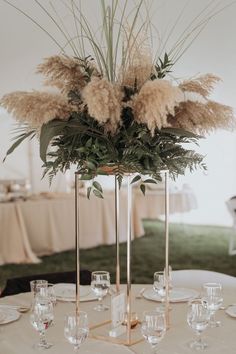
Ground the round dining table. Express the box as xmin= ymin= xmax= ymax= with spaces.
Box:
xmin=0 ymin=284 xmax=235 ymax=353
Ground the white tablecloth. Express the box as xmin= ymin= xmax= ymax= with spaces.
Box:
xmin=0 ymin=188 xmax=197 ymax=265
xmin=0 ymin=284 xmax=235 ymax=354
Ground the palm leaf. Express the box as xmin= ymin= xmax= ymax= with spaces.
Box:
xmin=4 ymin=130 xmax=35 ymax=162
xmin=40 ymin=120 xmax=67 ymax=162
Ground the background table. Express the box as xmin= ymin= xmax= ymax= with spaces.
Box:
xmin=0 ymin=284 xmax=235 ymax=353
xmin=0 ymin=187 xmax=197 ymax=265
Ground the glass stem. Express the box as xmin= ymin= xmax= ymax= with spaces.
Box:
xmin=196 ymin=331 xmax=202 ymax=344
xmin=74 ymin=344 xmax=80 ymax=352
xmin=208 ymin=311 xmax=216 ymax=327
xmin=160 ymin=297 xmax=165 ymax=310
xmin=210 ymin=312 xmax=216 ymax=323
xmin=39 ymin=330 xmax=47 ymax=346
xmin=98 ymin=297 xmax=103 ymax=308
xmin=151 ymin=344 xmax=158 ymax=354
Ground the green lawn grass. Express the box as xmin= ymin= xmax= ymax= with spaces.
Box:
xmin=0 ymin=220 xmax=235 ymax=290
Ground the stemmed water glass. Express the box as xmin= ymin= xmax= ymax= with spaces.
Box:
xmin=30 ymin=280 xmax=48 ymax=298
xmin=64 ymin=312 xmax=89 ymax=352
xmin=30 ymin=296 xmax=54 ymax=350
xmin=36 ymin=283 xmax=57 ymax=307
xmin=202 ymin=282 xmax=223 ymax=327
xmin=187 ymin=298 xmax=210 ymax=350
xmin=153 ymin=271 xmax=166 ymax=304
xmin=141 ymin=310 xmax=166 ymax=353
xmin=91 ymin=271 xmax=110 ymax=311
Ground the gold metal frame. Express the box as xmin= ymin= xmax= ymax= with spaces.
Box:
xmin=164 ymin=170 xmax=170 ymax=328
xmin=74 ymin=171 xmax=170 ymax=345
xmin=75 ymin=172 xmax=80 ymax=316
xmin=115 ymin=176 xmax=120 ymax=293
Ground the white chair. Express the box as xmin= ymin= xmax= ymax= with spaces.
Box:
xmin=172 ymin=269 xmax=236 ymax=288
xmin=226 ymin=197 xmax=236 ymax=255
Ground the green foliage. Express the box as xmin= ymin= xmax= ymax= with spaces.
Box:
xmin=151 ymin=53 xmax=173 ymax=79
xmin=39 ymin=105 xmax=205 ymax=196
xmin=140 ymin=184 xmax=146 ymax=196
xmin=4 ymin=52 xmax=205 ymax=198
xmin=4 ymin=130 xmax=36 ymax=162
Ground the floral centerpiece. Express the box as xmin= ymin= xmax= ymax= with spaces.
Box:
xmin=1 ymin=0 xmax=234 ymax=198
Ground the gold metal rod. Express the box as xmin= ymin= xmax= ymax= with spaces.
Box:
xmin=89 ymin=334 xmax=126 ymax=345
xmin=75 ymin=172 xmax=80 ymax=316
xmin=89 ymin=320 xmax=111 ymax=330
xmin=126 ymin=175 xmax=132 ymax=344
xmin=115 ymin=176 xmax=120 ymax=293
xmin=90 ymin=333 xmax=143 ymax=346
xmin=164 ymin=170 xmax=170 ymax=328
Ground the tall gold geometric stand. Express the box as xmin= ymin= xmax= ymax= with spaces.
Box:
xmin=74 ymin=171 xmax=170 ymax=345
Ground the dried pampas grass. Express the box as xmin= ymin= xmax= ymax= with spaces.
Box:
xmin=120 ymin=31 xmax=153 ymax=90
xmin=82 ymin=78 xmax=122 ymax=133
xmin=169 ymin=100 xmax=235 ymax=134
xmin=121 ymin=52 xmax=153 ymax=90
xmin=37 ymin=55 xmax=98 ymax=94
xmin=1 ymin=91 xmax=75 ymax=127
xmin=131 ymin=79 xmax=184 ymax=133
xmin=179 ymin=74 xmax=220 ymax=98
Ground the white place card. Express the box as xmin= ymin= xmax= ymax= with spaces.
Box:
xmin=111 ymin=291 xmax=126 ymax=329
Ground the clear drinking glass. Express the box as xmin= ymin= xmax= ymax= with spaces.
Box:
xmin=30 ymin=280 xmax=48 ymax=298
xmin=141 ymin=310 xmax=166 ymax=353
xmin=64 ymin=312 xmax=89 ymax=352
xmin=202 ymin=282 xmax=223 ymax=327
xmin=91 ymin=271 xmax=110 ymax=311
xmin=153 ymin=271 xmax=166 ymax=304
xmin=30 ymin=296 xmax=54 ymax=350
xmin=187 ymin=298 xmax=210 ymax=350
xmin=47 ymin=284 xmax=57 ymax=306
xmin=36 ymin=283 xmax=57 ymax=307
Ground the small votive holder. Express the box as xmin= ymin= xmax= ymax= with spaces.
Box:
xmin=122 ymin=312 xmax=139 ymax=329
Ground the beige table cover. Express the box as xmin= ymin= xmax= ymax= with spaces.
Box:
xmin=0 ymin=188 xmax=196 ymax=265
xmin=0 ymin=203 xmax=40 ymax=265
xmin=0 ymin=284 xmax=235 ymax=353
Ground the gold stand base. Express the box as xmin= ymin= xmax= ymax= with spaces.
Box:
xmin=89 ymin=320 xmax=144 ymax=346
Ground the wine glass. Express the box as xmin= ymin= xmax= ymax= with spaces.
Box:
xmin=30 ymin=296 xmax=54 ymax=350
xmin=202 ymin=282 xmax=223 ymax=327
xmin=187 ymin=298 xmax=210 ymax=350
xmin=36 ymin=283 xmax=57 ymax=307
xmin=30 ymin=280 xmax=48 ymax=298
xmin=47 ymin=284 xmax=57 ymax=306
xmin=153 ymin=271 xmax=166 ymax=305
xmin=141 ymin=310 xmax=166 ymax=353
xmin=91 ymin=271 xmax=110 ymax=311
xmin=64 ymin=312 xmax=89 ymax=352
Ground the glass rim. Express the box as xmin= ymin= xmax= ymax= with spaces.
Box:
xmin=188 ymin=297 xmax=204 ymax=305
xmin=30 ymin=279 xmax=48 ymax=284
xmin=154 ymin=271 xmax=165 ymax=276
xmin=143 ymin=310 xmax=165 ymax=318
xmin=91 ymin=271 xmax=110 ymax=276
xmin=202 ymin=282 xmax=222 ymax=289
xmin=64 ymin=311 xmax=88 ymax=319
